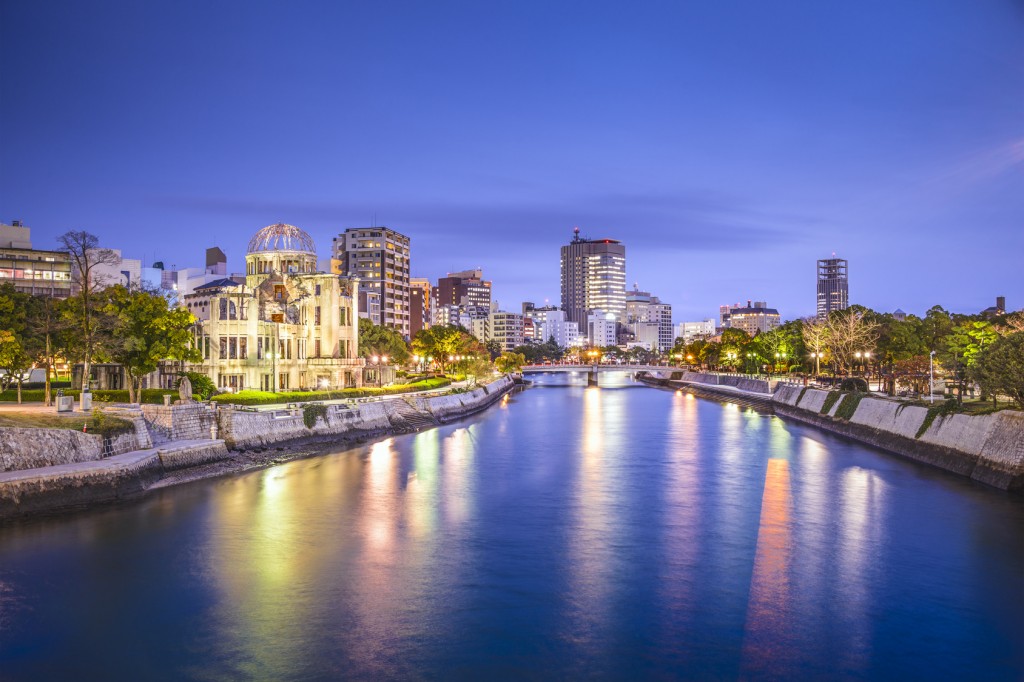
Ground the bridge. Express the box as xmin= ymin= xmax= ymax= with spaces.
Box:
xmin=521 ymin=364 xmax=672 ymax=386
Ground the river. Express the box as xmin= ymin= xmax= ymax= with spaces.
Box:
xmin=1 ymin=372 xmax=1022 ymax=680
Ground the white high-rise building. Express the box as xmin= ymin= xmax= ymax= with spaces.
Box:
xmin=587 ymin=310 xmax=618 ymax=347
xmin=625 ymin=287 xmax=673 ymax=352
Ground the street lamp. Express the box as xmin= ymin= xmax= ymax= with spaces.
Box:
xmin=810 ymin=351 xmax=821 ymax=376
xmin=370 ymin=354 xmax=388 ymax=387
xmin=929 ymin=350 xmax=936 ymax=404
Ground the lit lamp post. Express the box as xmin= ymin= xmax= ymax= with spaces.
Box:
xmin=370 ymin=354 xmax=388 ymax=388
xmin=746 ymin=352 xmax=754 ymax=375
xmin=727 ymin=351 xmax=736 ymax=371
xmin=810 ymin=351 xmax=821 ymax=376
xmin=929 ymin=350 xmax=936 ymax=404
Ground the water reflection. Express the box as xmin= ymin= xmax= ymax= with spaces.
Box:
xmin=741 ymin=458 xmax=794 ymax=677
xmin=0 ymin=383 xmax=1020 ymax=681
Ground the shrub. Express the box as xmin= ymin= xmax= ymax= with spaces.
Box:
xmin=302 ymin=403 xmax=329 ymax=429
xmin=820 ymin=391 xmax=844 ymax=415
xmin=210 ymin=378 xmax=452 ymax=406
xmin=835 ymin=393 xmax=865 ymax=421
xmin=178 ymin=372 xmax=216 ymax=400
xmin=0 ymin=388 xmax=174 ymax=404
xmin=839 ymin=377 xmax=869 ymax=392
xmin=916 ymin=399 xmax=960 ymax=438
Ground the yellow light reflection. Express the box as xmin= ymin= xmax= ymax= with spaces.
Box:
xmin=741 ymin=458 xmax=794 ymax=676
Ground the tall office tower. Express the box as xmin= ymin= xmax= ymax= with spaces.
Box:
xmin=560 ymin=227 xmax=626 ymax=327
xmin=817 ymin=256 xmax=849 ymax=320
xmin=409 ymin=277 xmax=431 ymax=336
xmin=332 ymin=227 xmax=411 ymax=337
xmin=432 ymin=269 xmax=492 ymax=310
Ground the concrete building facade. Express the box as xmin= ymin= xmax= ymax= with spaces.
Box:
xmin=332 ymin=227 xmax=411 ymax=337
xmin=560 ymin=228 xmax=626 ymax=327
xmin=625 ymin=288 xmax=673 ymax=352
xmin=185 ymin=223 xmax=363 ymax=392
xmin=0 ymin=221 xmax=73 ymax=298
xmin=817 ymin=256 xmax=849 ymax=319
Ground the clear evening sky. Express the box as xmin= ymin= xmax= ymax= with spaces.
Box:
xmin=2 ymin=1 xmax=1022 ymax=323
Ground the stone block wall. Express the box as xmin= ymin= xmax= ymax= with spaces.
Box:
xmin=0 ymin=427 xmax=104 ymax=472
xmin=769 ymin=387 xmax=1024 ymax=490
xmin=157 ymin=441 xmax=230 ymax=471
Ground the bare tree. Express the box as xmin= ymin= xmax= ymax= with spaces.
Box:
xmin=58 ymin=231 xmax=118 ymax=390
xmin=801 ymin=316 xmax=830 ymax=375
xmin=826 ymin=309 xmax=879 ymax=376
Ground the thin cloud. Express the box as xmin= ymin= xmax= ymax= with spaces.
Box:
xmin=149 ymin=191 xmax=820 ymax=252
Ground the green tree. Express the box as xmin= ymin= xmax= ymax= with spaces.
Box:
xmin=0 ymin=284 xmax=37 ymax=403
xmin=358 ymin=318 xmax=410 ymax=364
xmin=972 ymin=333 xmax=1024 ymax=409
xmin=485 ymin=339 xmax=502 ymax=360
xmin=943 ymin=319 xmax=999 ymax=404
xmin=411 ymin=324 xmax=476 ymax=372
xmin=495 ymin=351 xmax=526 ymax=374
xmin=99 ymin=286 xmax=201 ymax=403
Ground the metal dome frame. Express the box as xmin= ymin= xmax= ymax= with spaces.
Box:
xmin=247 ymin=223 xmax=317 ymax=255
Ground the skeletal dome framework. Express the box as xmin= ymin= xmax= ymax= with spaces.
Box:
xmin=247 ymin=223 xmax=316 ymax=255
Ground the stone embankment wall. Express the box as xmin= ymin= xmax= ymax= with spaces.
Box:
xmin=773 ymin=386 xmax=1024 ymax=491
xmin=141 ymin=403 xmax=218 ymax=441
xmin=0 ymin=379 xmax=515 ymax=517
xmin=680 ymin=371 xmax=771 ymax=394
xmin=218 ymin=401 xmax=392 ymax=450
xmin=0 ymin=440 xmax=228 ymax=517
xmin=411 ymin=376 xmax=514 ymax=422
xmin=219 ymin=376 xmax=515 ymax=449
xmin=0 ymin=426 xmax=143 ymax=473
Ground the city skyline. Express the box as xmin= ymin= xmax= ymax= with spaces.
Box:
xmin=2 ymin=2 xmax=1022 ymax=321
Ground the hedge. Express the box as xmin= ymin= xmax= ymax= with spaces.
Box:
xmin=210 ymin=378 xmax=452 ymax=406
xmin=0 ymin=388 xmax=178 ymax=404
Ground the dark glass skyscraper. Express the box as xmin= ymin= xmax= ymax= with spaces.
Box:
xmin=817 ymin=256 xmax=849 ymax=319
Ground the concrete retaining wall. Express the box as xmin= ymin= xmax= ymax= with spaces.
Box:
xmin=157 ymin=441 xmax=229 ymax=471
xmin=217 ymin=401 xmax=392 ymax=450
xmin=770 ymin=386 xmax=1024 ymax=491
xmin=0 ymin=427 xmax=104 ymax=471
xmin=0 ymin=449 xmax=165 ymax=517
xmin=0 ymin=440 xmax=231 ymax=517
xmin=415 ymin=376 xmax=514 ymax=422
xmin=141 ymin=403 xmax=218 ymax=441
xmin=680 ymin=371 xmax=770 ymax=394
xmin=0 ymin=426 xmax=144 ymax=473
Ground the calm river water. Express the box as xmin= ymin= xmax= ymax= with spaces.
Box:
xmin=1 ymin=373 xmax=1022 ymax=680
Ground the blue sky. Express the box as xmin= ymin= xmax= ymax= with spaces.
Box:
xmin=2 ymin=0 xmax=1022 ymax=322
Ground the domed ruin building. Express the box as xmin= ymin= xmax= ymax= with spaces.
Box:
xmin=183 ymin=223 xmax=364 ymax=392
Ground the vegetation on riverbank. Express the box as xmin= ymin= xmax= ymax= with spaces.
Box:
xmin=210 ymin=377 xmax=452 ymax=405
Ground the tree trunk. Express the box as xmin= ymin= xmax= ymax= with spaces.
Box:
xmin=44 ymin=333 xmax=52 ymax=407
xmin=17 ymin=380 xmax=22 ymax=404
